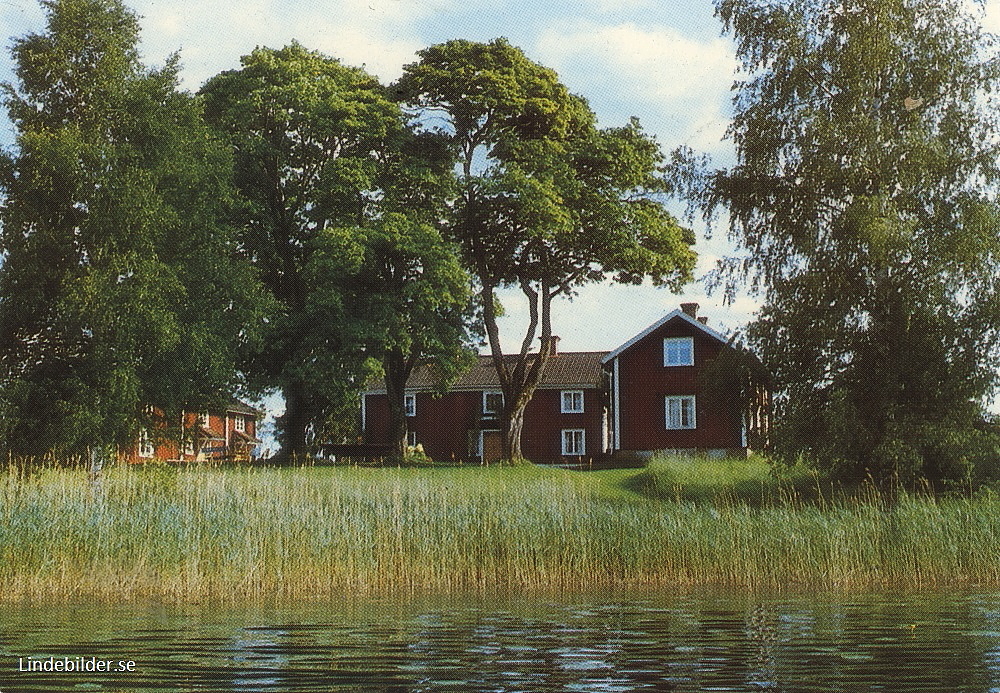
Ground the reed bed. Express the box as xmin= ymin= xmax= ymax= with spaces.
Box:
xmin=2 ymin=461 xmax=1000 ymax=600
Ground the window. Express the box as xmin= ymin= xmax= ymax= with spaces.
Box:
xmin=483 ymin=391 xmax=504 ymax=416
xmin=183 ymin=437 xmax=195 ymax=456
xmin=561 ymin=390 xmax=584 ymax=413
xmin=234 ymin=415 xmax=246 ymax=433
xmin=407 ymin=431 xmax=417 ymax=447
xmin=199 ymin=412 xmax=210 ymax=427
xmin=405 ymin=394 xmax=417 ymax=417
xmin=663 ymin=337 xmax=694 ymax=366
xmin=665 ymin=395 xmax=697 ymax=430
xmin=562 ymin=429 xmax=586 ymax=456
xmin=139 ymin=428 xmax=155 ymax=458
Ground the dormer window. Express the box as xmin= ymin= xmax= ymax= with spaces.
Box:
xmin=663 ymin=337 xmax=694 ymax=366
xmin=234 ymin=415 xmax=246 ymax=433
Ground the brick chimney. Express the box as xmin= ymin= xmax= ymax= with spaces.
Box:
xmin=680 ymin=302 xmax=699 ymax=319
xmin=697 ymin=316 xmax=708 ymax=325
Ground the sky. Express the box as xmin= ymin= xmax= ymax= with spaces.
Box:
xmin=0 ymin=0 xmax=998 ymax=443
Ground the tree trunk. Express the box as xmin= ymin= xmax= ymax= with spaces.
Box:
xmin=481 ymin=279 xmax=556 ymax=463
xmin=276 ymin=380 xmax=311 ymax=463
xmin=383 ymin=348 xmax=413 ymax=461
xmin=502 ymin=391 xmax=530 ymax=462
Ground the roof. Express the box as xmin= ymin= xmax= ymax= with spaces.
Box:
xmin=231 ymin=429 xmax=262 ymax=445
xmin=601 ymin=309 xmax=731 ymax=365
xmin=371 ymin=351 xmax=609 ymax=393
xmin=226 ymin=399 xmax=263 ymax=417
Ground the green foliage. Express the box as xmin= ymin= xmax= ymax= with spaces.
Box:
xmin=0 ymin=0 xmax=264 ymax=456
xmin=200 ymin=43 xmax=410 ymax=460
xmin=708 ymin=0 xmax=1000 ymax=484
xmin=630 ymin=454 xmax=803 ymax=501
xmin=395 ymin=39 xmax=696 ymax=459
xmin=307 ymin=214 xmax=475 ymax=457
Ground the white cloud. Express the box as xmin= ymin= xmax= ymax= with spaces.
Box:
xmin=534 ymin=21 xmax=737 ymax=155
xmin=984 ymin=1 xmax=1000 ymax=36
xmin=131 ymin=0 xmax=435 ymax=88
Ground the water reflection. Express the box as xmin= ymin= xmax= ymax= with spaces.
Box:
xmin=1 ymin=591 xmax=999 ymax=691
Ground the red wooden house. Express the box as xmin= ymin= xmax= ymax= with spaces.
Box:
xmin=363 ymin=346 xmax=607 ymax=465
xmin=362 ymin=303 xmax=769 ymax=464
xmin=131 ymin=400 xmax=263 ymax=463
xmin=603 ymin=303 xmax=769 ymax=459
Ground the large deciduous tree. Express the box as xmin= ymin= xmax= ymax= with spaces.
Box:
xmin=708 ymin=0 xmax=1000 ymax=483
xmin=395 ymin=38 xmax=696 ymax=461
xmin=0 ymin=0 xmax=262 ymax=457
xmin=200 ymin=43 xmax=405 ymax=462
xmin=308 ymin=215 xmax=474 ymax=459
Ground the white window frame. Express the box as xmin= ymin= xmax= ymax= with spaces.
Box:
xmin=199 ymin=412 xmax=210 ymax=427
xmin=561 ymin=429 xmax=586 ymax=456
xmin=483 ymin=391 xmax=504 ymax=416
xmin=404 ymin=393 xmax=417 ymax=417
xmin=665 ymin=395 xmax=697 ymax=430
xmin=407 ymin=430 xmax=417 ymax=447
xmin=561 ymin=390 xmax=584 ymax=413
xmin=234 ymin=414 xmax=246 ymax=433
xmin=139 ymin=428 xmax=155 ymax=458
xmin=663 ymin=337 xmax=694 ymax=367
xmin=183 ymin=436 xmax=195 ymax=456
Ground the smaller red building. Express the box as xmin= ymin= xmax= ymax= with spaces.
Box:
xmin=130 ymin=400 xmax=262 ymax=463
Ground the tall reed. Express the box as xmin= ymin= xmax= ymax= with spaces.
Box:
xmin=2 ymin=462 xmax=999 ymax=600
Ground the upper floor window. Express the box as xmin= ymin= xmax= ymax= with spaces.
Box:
xmin=405 ymin=394 xmax=417 ymax=417
xmin=665 ymin=395 xmax=697 ymax=430
xmin=199 ymin=412 xmax=210 ymax=427
xmin=234 ymin=415 xmax=246 ymax=433
xmin=562 ymin=429 xmax=585 ymax=456
xmin=663 ymin=337 xmax=694 ymax=367
xmin=483 ymin=391 xmax=504 ymax=416
xmin=561 ymin=390 xmax=584 ymax=413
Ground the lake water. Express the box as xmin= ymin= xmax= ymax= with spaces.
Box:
xmin=2 ymin=590 xmax=1000 ymax=692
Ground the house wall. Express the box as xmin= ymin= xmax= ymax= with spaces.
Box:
xmin=130 ymin=409 xmax=258 ymax=463
xmin=521 ymin=388 xmax=604 ymax=463
xmin=613 ymin=318 xmax=744 ymax=454
xmin=364 ymin=386 xmax=605 ymax=464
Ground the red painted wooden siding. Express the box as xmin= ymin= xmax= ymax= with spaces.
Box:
xmin=365 ymin=386 xmax=605 ymax=464
xmin=613 ymin=318 xmax=744 ymax=452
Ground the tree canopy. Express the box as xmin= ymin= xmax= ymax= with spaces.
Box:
xmin=395 ymin=38 xmax=696 ymax=460
xmin=708 ymin=0 xmax=1000 ymax=483
xmin=0 ymin=0 xmax=264 ymax=456
xmin=308 ymin=215 xmax=474 ymax=458
xmin=200 ymin=42 xmax=472 ymax=461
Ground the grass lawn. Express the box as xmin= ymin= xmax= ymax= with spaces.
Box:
xmin=2 ymin=456 xmax=999 ymax=600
